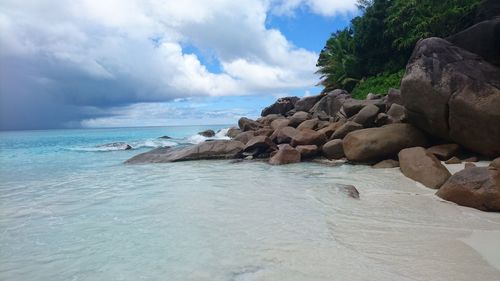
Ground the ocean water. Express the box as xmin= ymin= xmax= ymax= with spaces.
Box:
xmin=1 ymin=126 xmax=499 ymax=281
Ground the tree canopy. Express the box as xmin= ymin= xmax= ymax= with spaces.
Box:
xmin=317 ymin=0 xmax=482 ymax=97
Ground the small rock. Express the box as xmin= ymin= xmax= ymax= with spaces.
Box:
xmin=288 ymin=111 xmax=310 ymax=127
xmin=445 ymin=156 xmax=462 ymax=164
xmin=353 ymin=104 xmax=380 ymax=127
xmin=198 ymin=129 xmax=215 ymax=137
xmin=270 ymin=118 xmax=290 ymax=130
xmin=463 ymin=156 xmax=479 ymax=162
xmin=322 ymin=139 xmax=345 ymax=159
xmin=290 ymin=129 xmax=327 ymax=147
xmin=331 ymin=121 xmax=363 ymax=140
xmin=337 ymin=184 xmax=360 ymax=199
xmin=398 ymin=147 xmax=451 ymax=189
xmin=226 ymin=128 xmax=241 ymax=138
xmin=427 ymin=144 xmax=460 ymax=161
xmin=297 ymin=118 xmax=319 ymax=131
xmin=373 ymin=159 xmax=399 ymax=169
xmin=158 ymin=135 xmax=171 ymax=139
xmin=386 ymin=103 xmax=407 ymax=123
xmin=464 ymin=162 xmax=476 ymax=169
xmin=295 ymin=145 xmax=319 ymax=158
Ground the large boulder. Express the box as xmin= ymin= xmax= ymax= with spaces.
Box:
xmin=436 ymin=167 xmax=500 ymax=211
xmin=254 ymin=128 xmax=274 ymax=137
xmin=322 ymin=139 xmax=345 ymax=159
xmin=294 ymin=94 xmax=324 ymax=112
xmin=446 ymin=18 xmax=500 ymax=66
xmin=261 ymin=96 xmax=299 ymax=116
xmin=125 ymin=140 xmax=244 ymax=164
xmin=269 ymin=144 xmax=301 ymax=165
xmin=343 ymin=124 xmax=428 ymax=162
xmin=257 ymin=114 xmax=282 ymax=126
xmin=398 ymin=147 xmax=451 ymax=189
xmin=352 ymin=104 xmax=380 ymax=127
xmin=401 ymin=37 xmax=500 ymax=157
xmin=290 ymin=129 xmax=327 ymax=147
xmin=238 ymin=117 xmax=262 ymax=132
xmin=270 ymin=126 xmax=298 ymax=144
xmin=309 ymin=89 xmax=350 ymax=117
xmin=330 ymin=121 xmax=363 ymax=140
xmin=288 ymin=111 xmax=310 ymax=127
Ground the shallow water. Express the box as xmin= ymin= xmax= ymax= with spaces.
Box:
xmin=1 ymin=127 xmax=499 ymax=281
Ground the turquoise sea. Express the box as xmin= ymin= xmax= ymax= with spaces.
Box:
xmin=1 ymin=126 xmax=499 ymax=281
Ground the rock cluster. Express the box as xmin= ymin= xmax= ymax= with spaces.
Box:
xmin=126 ymin=8 xmax=500 ymax=212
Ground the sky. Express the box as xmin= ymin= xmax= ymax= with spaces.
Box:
xmin=0 ymin=0 xmax=358 ymax=130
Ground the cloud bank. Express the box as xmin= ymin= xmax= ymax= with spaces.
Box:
xmin=0 ymin=0 xmax=357 ymax=129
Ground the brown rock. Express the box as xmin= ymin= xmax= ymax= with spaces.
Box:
xmin=330 ymin=121 xmax=363 ymax=140
xmin=386 ymin=103 xmax=407 ymax=123
xmin=445 ymin=156 xmax=462 ymax=164
xmin=288 ymin=111 xmax=310 ymax=127
xmin=427 ymin=144 xmax=460 ymax=161
xmin=257 ymin=114 xmax=282 ymax=125
xmin=343 ymin=124 xmax=428 ymax=162
xmin=490 ymin=158 xmax=500 ymax=169
xmin=198 ymin=129 xmax=215 ymax=137
xmin=125 ymin=140 xmax=244 ymax=164
xmin=436 ymin=167 xmax=500 ymax=211
xmin=353 ymin=104 xmax=380 ymax=127
xmin=261 ymin=96 xmax=299 ymax=116
xmin=342 ymin=99 xmax=385 ymax=117
xmin=373 ymin=159 xmax=400 ymax=169
xmin=401 ymin=37 xmax=500 ymax=157
xmin=254 ymin=128 xmax=274 ymax=137
xmin=269 ymin=144 xmax=301 ymax=165
xmin=386 ymin=88 xmax=402 ymax=109
xmin=227 ymin=127 xmax=241 ymax=138
xmin=317 ymin=121 xmax=344 ymax=138
xmin=294 ymin=94 xmax=324 ymax=112
xmin=290 ymin=129 xmax=327 ymax=147
xmin=322 ymin=139 xmax=344 ymax=159
xmin=243 ymin=136 xmax=276 ymax=155
xmin=270 ymin=118 xmax=291 ymax=130
xmin=238 ymin=117 xmax=263 ymax=132
xmin=309 ymin=89 xmax=350 ymax=117
xmin=463 ymin=156 xmax=479 ymax=162
xmin=464 ymin=162 xmax=476 ymax=169
xmin=398 ymin=147 xmax=451 ymax=189
xmin=234 ymin=131 xmax=256 ymax=144
xmin=297 ymin=118 xmax=319 ymax=131
xmin=270 ymin=126 xmax=298 ymax=144
xmin=296 ymin=145 xmax=319 ymax=158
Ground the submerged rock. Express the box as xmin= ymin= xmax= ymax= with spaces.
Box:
xmin=436 ymin=167 xmax=500 ymax=211
xmin=398 ymin=147 xmax=451 ymax=189
xmin=125 ymin=140 xmax=244 ymax=164
xmin=336 ymin=184 xmax=360 ymax=199
xmin=198 ymin=129 xmax=215 ymax=137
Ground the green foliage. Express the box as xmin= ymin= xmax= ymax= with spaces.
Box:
xmin=351 ymin=70 xmax=405 ymax=99
xmin=316 ymin=0 xmax=481 ymax=97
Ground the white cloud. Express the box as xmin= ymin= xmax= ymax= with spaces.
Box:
xmin=271 ymin=0 xmax=358 ymax=17
xmin=0 ymin=0 xmax=355 ymax=129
